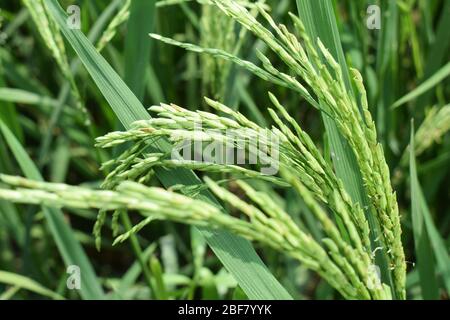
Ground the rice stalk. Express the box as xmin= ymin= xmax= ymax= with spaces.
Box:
xmin=150 ymin=0 xmax=406 ymax=298
xmin=0 ymin=173 xmax=389 ymax=299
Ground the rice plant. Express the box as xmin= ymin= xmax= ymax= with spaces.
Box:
xmin=0 ymin=0 xmax=448 ymax=300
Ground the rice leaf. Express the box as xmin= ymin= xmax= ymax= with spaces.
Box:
xmin=0 ymin=87 xmax=61 ymax=107
xmin=393 ymin=61 xmax=450 ymax=109
xmin=124 ymin=0 xmax=156 ymax=101
xmin=410 ymin=122 xmax=450 ymax=298
xmin=0 ymin=270 xmax=64 ymax=300
xmin=375 ymin=0 xmax=398 ymax=147
xmin=415 ymin=0 xmax=450 ymax=115
xmin=409 ymin=127 xmax=439 ymax=299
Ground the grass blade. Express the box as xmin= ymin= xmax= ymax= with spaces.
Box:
xmin=415 ymin=0 xmax=450 ymax=115
xmin=0 ymin=270 xmax=64 ymax=300
xmin=375 ymin=0 xmax=398 ymax=147
xmin=124 ymin=0 xmax=156 ymax=101
xmin=409 ymin=131 xmax=439 ymax=299
xmin=410 ymin=122 xmax=450 ymax=298
xmin=45 ymin=0 xmax=291 ymax=300
xmin=0 ymin=87 xmax=61 ymax=106
xmin=393 ymin=61 xmax=450 ymax=109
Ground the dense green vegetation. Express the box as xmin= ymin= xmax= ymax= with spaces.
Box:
xmin=0 ymin=0 xmax=448 ymax=300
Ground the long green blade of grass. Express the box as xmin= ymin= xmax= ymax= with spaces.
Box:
xmin=375 ymin=0 xmax=398 ymax=147
xmin=409 ymin=122 xmax=439 ymax=299
xmin=295 ymin=0 xmax=394 ymax=295
xmin=0 ymin=119 xmax=105 ymax=300
xmin=124 ymin=0 xmax=156 ymax=101
xmin=0 ymin=87 xmax=62 ymax=106
xmin=0 ymin=67 xmax=23 ymax=143
xmin=393 ymin=61 xmax=450 ymax=109
xmin=45 ymin=0 xmax=291 ymax=300
xmin=410 ymin=122 xmax=450 ymax=298
xmin=0 ymin=270 xmax=64 ymax=300
xmin=415 ymin=0 xmax=450 ymax=115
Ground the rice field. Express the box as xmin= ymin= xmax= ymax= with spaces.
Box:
xmin=0 ymin=0 xmax=449 ymax=300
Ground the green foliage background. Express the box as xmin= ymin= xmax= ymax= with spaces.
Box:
xmin=0 ymin=0 xmax=448 ymax=300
